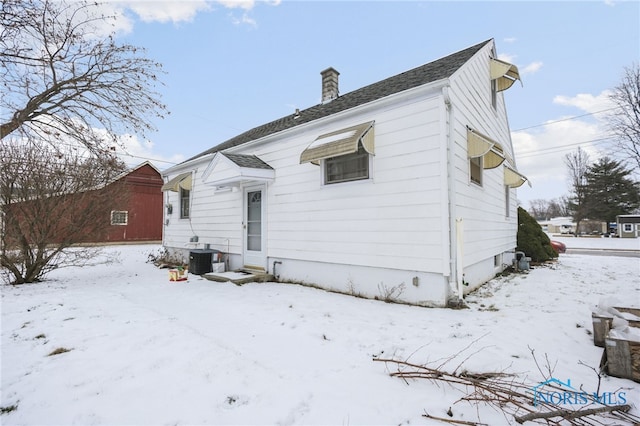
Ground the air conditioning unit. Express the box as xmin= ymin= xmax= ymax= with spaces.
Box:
xmin=189 ymin=249 xmax=219 ymax=275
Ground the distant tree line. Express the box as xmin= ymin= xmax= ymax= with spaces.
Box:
xmin=528 ymin=149 xmax=639 ymax=235
xmin=527 ymin=197 xmax=570 ymax=221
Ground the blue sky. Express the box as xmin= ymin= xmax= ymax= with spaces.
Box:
xmin=103 ymin=0 xmax=639 ymax=208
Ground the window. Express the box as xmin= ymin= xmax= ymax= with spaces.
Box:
xmin=491 ymin=78 xmax=497 ymax=110
xmin=111 ymin=211 xmax=128 ymax=225
xmin=324 ymin=144 xmax=369 ymax=184
xmin=623 ymin=223 xmax=633 ymax=233
xmin=505 ymin=186 xmax=510 ymax=217
xmin=470 ymin=156 xmax=482 ymax=186
xmin=180 ymin=188 xmax=190 ymax=218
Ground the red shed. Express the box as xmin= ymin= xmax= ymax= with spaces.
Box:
xmin=106 ymin=161 xmax=164 ymax=242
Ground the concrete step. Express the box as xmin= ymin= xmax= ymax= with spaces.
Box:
xmin=202 ymin=270 xmax=274 ymax=285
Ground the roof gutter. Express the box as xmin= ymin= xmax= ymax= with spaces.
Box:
xmin=162 ymin=152 xmax=216 ymax=177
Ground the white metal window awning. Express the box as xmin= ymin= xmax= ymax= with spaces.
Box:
xmin=490 ymin=58 xmax=522 ymax=92
xmin=300 ymin=121 xmax=375 ymax=165
xmin=504 ymin=166 xmax=530 ymax=188
xmin=161 ymin=172 xmax=192 ymax=192
xmin=467 ymin=128 xmax=506 ymax=169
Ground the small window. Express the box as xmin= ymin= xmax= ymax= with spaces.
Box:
xmin=111 ymin=211 xmax=128 ymax=225
xmin=623 ymin=223 xmax=633 ymax=232
xmin=470 ymin=156 xmax=483 ymax=186
xmin=505 ymin=185 xmax=510 ymax=217
xmin=491 ymin=78 xmax=497 ymax=110
xmin=324 ymin=144 xmax=369 ymax=184
xmin=180 ymin=188 xmax=190 ymax=218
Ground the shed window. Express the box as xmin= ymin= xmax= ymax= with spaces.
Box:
xmin=180 ymin=188 xmax=190 ymax=219
xmin=111 ymin=211 xmax=128 ymax=225
xmin=623 ymin=223 xmax=633 ymax=232
xmin=324 ymin=144 xmax=369 ymax=184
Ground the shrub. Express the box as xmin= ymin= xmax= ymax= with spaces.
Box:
xmin=516 ymin=207 xmax=558 ymax=262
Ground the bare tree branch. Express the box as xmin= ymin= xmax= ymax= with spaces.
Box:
xmin=514 ymin=404 xmax=631 ymax=424
xmin=565 ymin=147 xmax=590 ymax=235
xmin=375 ymin=347 xmax=640 ymax=426
xmin=0 ymin=139 xmax=129 ymax=284
xmin=607 ymin=63 xmax=640 ymax=172
xmin=0 ymin=0 xmax=167 ymax=152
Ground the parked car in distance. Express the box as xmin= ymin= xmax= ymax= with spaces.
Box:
xmin=550 ymin=240 xmax=566 ymax=254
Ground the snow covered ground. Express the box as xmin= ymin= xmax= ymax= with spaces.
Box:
xmin=2 ymin=242 xmax=639 ymax=425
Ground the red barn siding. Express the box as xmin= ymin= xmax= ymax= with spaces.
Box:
xmin=106 ymin=163 xmax=163 ymax=242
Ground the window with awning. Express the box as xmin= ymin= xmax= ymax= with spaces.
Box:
xmin=490 ymin=58 xmax=521 ymax=92
xmin=161 ymin=172 xmax=192 ymax=192
xmin=504 ymin=166 xmax=530 ymax=188
xmin=300 ymin=121 xmax=374 ymax=165
xmin=467 ymin=127 xmax=530 ymax=189
xmin=467 ymin=128 xmax=506 ymax=170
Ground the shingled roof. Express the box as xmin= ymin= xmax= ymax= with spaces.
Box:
xmin=186 ymin=39 xmax=491 ymax=162
xmin=223 ymin=153 xmax=274 ymax=170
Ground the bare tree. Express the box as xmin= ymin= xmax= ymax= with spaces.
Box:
xmin=0 ymin=0 xmax=167 ymax=152
xmin=548 ymin=196 xmax=570 ymax=218
xmin=527 ymin=199 xmax=550 ymax=220
xmin=0 ymin=140 xmax=129 ymax=284
xmin=565 ymin=147 xmax=590 ymax=235
xmin=607 ymin=63 xmax=640 ymax=171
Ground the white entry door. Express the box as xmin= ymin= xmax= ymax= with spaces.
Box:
xmin=243 ymin=185 xmax=266 ymax=270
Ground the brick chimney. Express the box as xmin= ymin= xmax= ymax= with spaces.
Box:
xmin=321 ymin=67 xmax=339 ymax=103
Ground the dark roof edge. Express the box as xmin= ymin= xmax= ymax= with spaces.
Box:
xmin=181 ymin=39 xmax=493 ymax=164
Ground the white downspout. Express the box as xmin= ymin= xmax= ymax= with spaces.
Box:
xmin=456 ymin=217 xmax=464 ymax=301
xmin=442 ymin=86 xmax=459 ymax=303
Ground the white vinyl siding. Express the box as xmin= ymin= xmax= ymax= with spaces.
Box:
xmin=163 ymin=97 xmax=445 ymax=273
xmin=264 ymin=97 xmax=445 ymax=273
xmin=447 ymin=44 xmax=518 ymax=272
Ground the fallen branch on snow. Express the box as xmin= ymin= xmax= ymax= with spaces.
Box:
xmin=514 ymin=404 xmax=631 ymax=424
xmin=374 ymin=354 xmax=640 ymax=425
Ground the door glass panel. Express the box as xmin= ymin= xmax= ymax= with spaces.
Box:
xmin=247 ymin=190 xmax=261 ymax=251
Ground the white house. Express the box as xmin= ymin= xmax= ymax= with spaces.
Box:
xmin=161 ymin=39 xmax=528 ymax=306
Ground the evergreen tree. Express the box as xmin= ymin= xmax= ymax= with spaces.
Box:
xmin=583 ymin=157 xmax=640 ymax=224
xmin=516 ymin=207 xmax=557 ymax=263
